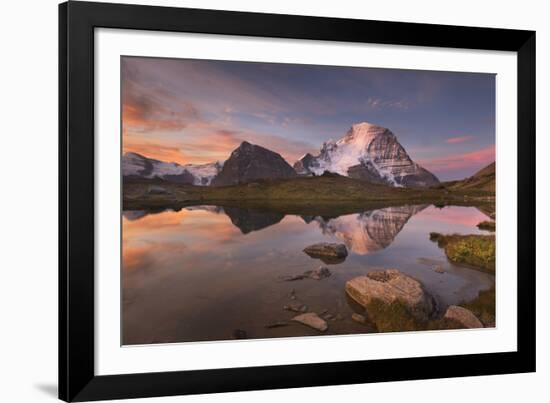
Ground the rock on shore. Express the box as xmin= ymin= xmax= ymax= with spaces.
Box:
xmin=345 ymin=269 xmax=435 ymax=320
xmin=444 ymin=305 xmax=483 ymax=328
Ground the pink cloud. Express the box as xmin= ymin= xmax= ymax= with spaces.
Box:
xmin=419 ymin=145 xmax=495 ymax=173
xmin=446 ymin=135 xmax=474 ymax=144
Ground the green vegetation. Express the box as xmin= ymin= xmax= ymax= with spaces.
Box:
xmin=363 ymin=299 xmax=472 ymax=332
xmin=364 ymin=299 xmax=421 ymax=332
xmin=429 ymin=233 xmax=495 ymax=273
xmin=477 ymin=220 xmax=496 ymax=232
xmin=460 ymin=287 xmax=495 ymax=327
xmin=444 ymin=162 xmax=495 ymax=192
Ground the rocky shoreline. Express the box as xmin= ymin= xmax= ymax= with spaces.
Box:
xmin=248 ymin=236 xmax=495 ymax=338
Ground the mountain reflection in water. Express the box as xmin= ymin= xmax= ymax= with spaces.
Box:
xmin=122 ymin=204 xmax=426 ymax=253
xmin=312 ymin=205 xmax=427 ymax=254
xmin=122 ymin=204 xmax=494 ymax=344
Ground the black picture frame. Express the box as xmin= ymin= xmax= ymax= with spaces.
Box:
xmin=59 ymin=1 xmax=536 ymax=401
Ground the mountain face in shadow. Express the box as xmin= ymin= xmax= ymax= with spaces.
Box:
xmin=312 ymin=205 xmax=427 ymax=254
xmin=222 ymin=207 xmax=285 ymax=234
xmin=211 ymin=141 xmax=296 ymax=186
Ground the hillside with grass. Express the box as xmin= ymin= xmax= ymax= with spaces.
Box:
xmin=444 ymin=162 xmax=495 ymax=192
xmin=123 ymin=171 xmax=495 ymax=215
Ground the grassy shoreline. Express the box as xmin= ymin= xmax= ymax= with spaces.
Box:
xmin=123 ymin=176 xmax=495 ymax=215
xmin=477 ymin=220 xmax=496 ymax=231
xmin=429 ymin=232 xmax=496 ymax=273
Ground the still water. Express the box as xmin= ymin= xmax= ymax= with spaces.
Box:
xmin=122 ymin=204 xmax=494 ymax=345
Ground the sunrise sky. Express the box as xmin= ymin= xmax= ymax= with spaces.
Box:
xmin=122 ymin=56 xmax=495 ymax=181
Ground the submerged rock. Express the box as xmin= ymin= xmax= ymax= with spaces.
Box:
xmin=284 ymin=302 xmax=307 ymax=313
xmin=303 ymin=243 xmax=348 ymax=260
xmin=345 ymin=269 xmax=435 ymax=320
xmin=292 ymin=313 xmax=328 ymax=332
xmin=434 ymin=265 xmax=445 ymax=274
xmin=444 ymin=305 xmax=483 ymax=328
xmin=308 ymin=266 xmax=331 ymax=280
xmin=280 ymin=266 xmax=332 ymax=281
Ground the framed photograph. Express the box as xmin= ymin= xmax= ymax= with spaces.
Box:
xmin=59 ymin=1 xmax=535 ymax=401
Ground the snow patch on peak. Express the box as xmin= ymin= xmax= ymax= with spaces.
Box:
xmin=293 ymin=121 xmax=438 ymax=187
xmin=122 ymin=152 xmax=223 ymax=185
xmin=338 ymin=122 xmax=389 ymax=145
xmin=184 ymin=161 xmax=224 ymax=185
xmin=122 ymin=152 xmax=149 ymax=176
xmin=308 ymin=123 xmax=392 ymax=177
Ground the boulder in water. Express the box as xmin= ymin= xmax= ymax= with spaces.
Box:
xmin=292 ymin=313 xmax=328 ymax=332
xmin=345 ymin=269 xmax=435 ymax=320
xmin=303 ymin=243 xmax=348 ymax=260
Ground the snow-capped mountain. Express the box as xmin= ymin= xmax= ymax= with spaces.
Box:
xmin=294 ymin=122 xmax=439 ymax=187
xmin=122 ymin=152 xmax=223 ymax=185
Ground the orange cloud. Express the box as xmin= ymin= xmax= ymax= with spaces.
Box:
xmin=419 ymin=145 xmax=495 ymax=173
xmin=446 ymin=135 xmax=474 ymax=144
xmin=122 ymin=85 xmax=200 ymax=132
xmin=123 ymin=139 xmax=188 ymax=164
xmin=124 ymin=122 xmax=313 ymax=166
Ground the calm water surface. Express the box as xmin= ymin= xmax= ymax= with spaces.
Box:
xmin=122 ymin=204 xmax=493 ymax=344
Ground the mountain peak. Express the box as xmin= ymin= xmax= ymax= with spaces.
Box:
xmin=351 ymin=121 xmax=384 ymax=130
xmin=295 ymin=122 xmax=439 ymax=187
xmin=122 ymin=152 xmax=222 ymax=185
xmin=336 ymin=122 xmax=392 ymax=150
xmin=212 ymin=142 xmax=296 ymax=186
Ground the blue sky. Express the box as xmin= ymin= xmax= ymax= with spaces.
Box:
xmin=122 ymin=57 xmax=495 ymax=180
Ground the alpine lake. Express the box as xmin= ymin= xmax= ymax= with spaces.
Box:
xmin=122 ymin=203 xmax=495 ymax=345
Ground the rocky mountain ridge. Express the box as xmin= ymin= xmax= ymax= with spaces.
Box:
xmin=123 ymin=122 xmax=440 ymax=188
xmin=122 ymin=152 xmax=222 ymax=185
xmin=210 ymin=141 xmax=297 ymax=186
xmin=294 ymin=122 xmax=439 ymax=187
